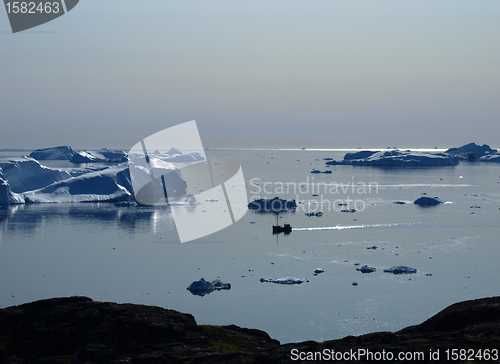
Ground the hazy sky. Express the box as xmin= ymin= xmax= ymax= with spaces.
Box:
xmin=1 ymin=1 xmax=499 ymax=150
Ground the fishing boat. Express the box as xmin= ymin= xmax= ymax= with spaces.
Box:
xmin=272 ymin=215 xmax=292 ymax=234
xmin=272 ymin=223 xmax=292 ymax=234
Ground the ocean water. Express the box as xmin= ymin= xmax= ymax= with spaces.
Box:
xmin=1 ymin=149 xmax=499 ymax=343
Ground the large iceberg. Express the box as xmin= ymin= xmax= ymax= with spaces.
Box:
xmin=326 ymin=150 xmax=457 ymax=167
xmin=0 ymin=155 xmax=187 ymax=205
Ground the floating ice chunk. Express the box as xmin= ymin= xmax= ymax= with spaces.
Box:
xmin=446 ymin=143 xmax=497 ymax=161
xmin=187 ymin=278 xmax=231 ymax=296
xmin=383 ymin=266 xmax=417 ymax=274
xmin=356 ymin=265 xmax=376 ymax=274
xmin=260 ymin=277 xmax=309 ymax=285
xmin=414 ymin=197 xmax=443 ymax=206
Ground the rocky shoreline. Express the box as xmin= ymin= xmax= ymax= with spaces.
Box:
xmin=1 ymin=296 xmax=500 ymax=363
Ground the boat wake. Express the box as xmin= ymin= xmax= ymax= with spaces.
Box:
xmin=293 ymin=222 xmax=420 ymax=231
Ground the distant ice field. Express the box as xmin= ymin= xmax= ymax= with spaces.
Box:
xmin=0 ymin=149 xmax=499 ymax=343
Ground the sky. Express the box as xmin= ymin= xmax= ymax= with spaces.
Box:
xmin=1 ymin=1 xmax=499 ymax=150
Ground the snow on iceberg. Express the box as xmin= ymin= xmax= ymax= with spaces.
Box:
xmin=479 ymin=154 xmax=500 ymax=163
xmin=446 ymin=143 xmax=497 ymax=161
xmin=128 ymin=157 xmax=187 ymax=205
xmin=260 ymin=277 xmax=309 ymax=284
xmin=29 ymin=146 xmax=74 ymax=160
xmin=326 ymin=150 xmax=457 ymax=167
xmin=186 ymin=278 xmax=231 ymax=296
xmin=0 ymin=157 xmax=73 ymax=193
xmin=414 ymin=197 xmax=443 ymax=206
xmin=70 ymin=150 xmax=128 ymax=163
xmin=23 ymin=163 xmax=133 ymax=203
xmin=0 ymin=154 xmax=189 ymax=205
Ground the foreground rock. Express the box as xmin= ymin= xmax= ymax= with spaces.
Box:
xmin=1 ymin=296 xmax=500 ymax=363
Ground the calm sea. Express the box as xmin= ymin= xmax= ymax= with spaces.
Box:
xmin=1 ymin=149 xmax=499 ymax=343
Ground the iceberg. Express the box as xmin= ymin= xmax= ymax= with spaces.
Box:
xmin=326 ymin=150 xmax=457 ymax=167
xmin=260 ymin=277 xmax=309 ymax=285
xmin=0 ymin=155 xmax=188 ymax=205
xmin=356 ymin=265 xmax=376 ymax=274
xmin=383 ymin=266 xmax=417 ymax=274
xmin=0 ymin=157 xmax=73 ymax=193
xmin=29 ymin=146 xmax=74 ymax=160
xmin=0 ymin=169 xmax=24 ymax=204
xmin=248 ymin=197 xmax=297 ymax=212
xmin=186 ymin=278 xmax=231 ymax=296
xmin=414 ymin=197 xmax=443 ymax=206
xmin=445 ymin=143 xmax=497 ymax=161
xmin=70 ymin=150 xmax=128 ymax=163
xmin=479 ymin=154 xmax=500 ymax=163
xmin=23 ymin=164 xmax=133 ymax=203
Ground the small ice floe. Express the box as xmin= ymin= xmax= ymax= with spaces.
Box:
xmin=313 ymin=268 xmax=325 ymax=275
xmin=185 ymin=194 xmax=197 ymax=205
xmin=260 ymin=277 xmax=309 ymax=285
xmin=414 ymin=197 xmax=443 ymax=206
xmin=305 ymin=212 xmax=323 ymax=217
xmin=356 ymin=265 xmax=376 ymax=274
xmin=383 ymin=266 xmax=417 ymax=274
xmin=187 ymin=278 xmax=231 ymax=296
